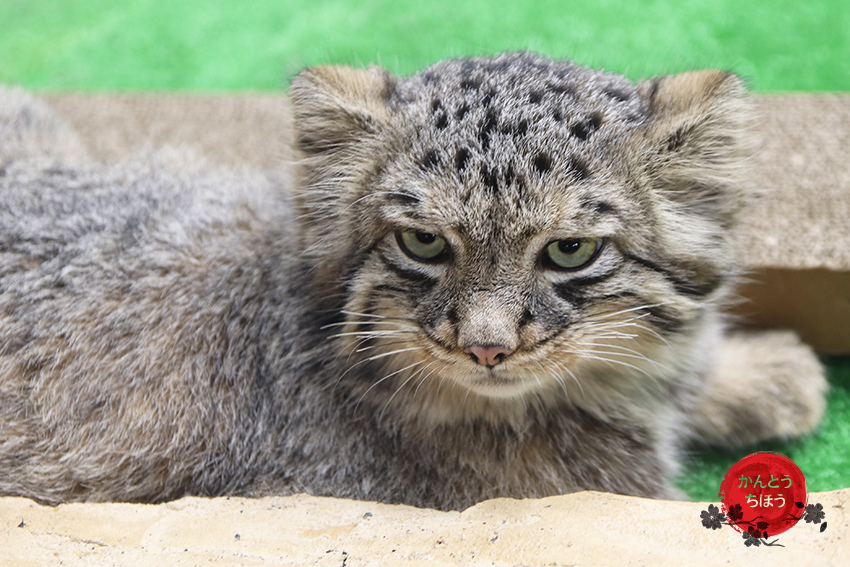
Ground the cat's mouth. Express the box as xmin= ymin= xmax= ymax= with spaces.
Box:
xmin=430 ymin=346 xmax=555 ymax=399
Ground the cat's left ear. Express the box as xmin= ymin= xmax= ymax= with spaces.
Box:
xmin=638 ymin=70 xmax=749 ymax=222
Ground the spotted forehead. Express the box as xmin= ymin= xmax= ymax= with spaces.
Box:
xmin=393 ymin=53 xmax=643 ymax=106
xmin=384 ymin=54 xmax=646 ymax=239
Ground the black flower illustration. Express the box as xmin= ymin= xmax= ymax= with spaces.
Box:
xmin=743 ymin=530 xmax=762 ymax=547
xmin=701 ymin=504 xmax=725 ymax=530
xmin=804 ymin=503 xmax=825 ymax=524
xmin=701 ymin=499 xmax=821 ymax=548
xmin=726 ymin=503 xmax=744 ymax=523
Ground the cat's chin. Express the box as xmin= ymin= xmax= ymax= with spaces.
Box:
xmin=462 ymin=370 xmax=540 ymax=400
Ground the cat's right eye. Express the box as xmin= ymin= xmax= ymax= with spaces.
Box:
xmin=395 ymin=230 xmax=449 ymax=263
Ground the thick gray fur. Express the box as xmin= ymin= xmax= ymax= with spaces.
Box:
xmin=0 ymin=54 xmax=827 ymax=510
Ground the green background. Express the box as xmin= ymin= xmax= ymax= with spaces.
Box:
xmin=2 ymin=0 xmax=849 ymax=92
xmin=1 ymin=0 xmax=848 ymax=501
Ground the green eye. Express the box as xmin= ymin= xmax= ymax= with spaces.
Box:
xmin=544 ymin=238 xmax=602 ymax=270
xmin=396 ymin=230 xmax=449 ymax=262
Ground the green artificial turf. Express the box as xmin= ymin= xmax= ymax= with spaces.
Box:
xmin=1 ymin=0 xmax=848 ymax=501
xmin=1 ymin=0 xmax=849 ymax=91
xmin=678 ymin=358 xmax=850 ymax=501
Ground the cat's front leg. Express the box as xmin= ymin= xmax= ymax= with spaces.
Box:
xmin=689 ymin=330 xmax=827 ymax=447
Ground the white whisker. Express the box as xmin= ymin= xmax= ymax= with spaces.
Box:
xmin=548 ymin=358 xmax=585 ymax=400
xmin=357 ymin=358 xmax=427 ymax=407
xmin=531 ymin=359 xmax=568 ymax=398
xmin=363 ymin=346 xmax=423 ymax=363
xmin=592 ymin=304 xmax=662 ymax=320
xmin=380 ymin=361 xmax=437 ymax=419
xmin=321 ymin=320 xmax=411 ymax=330
xmin=575 ymin=342 xmax=672 ymax=372
xmin=340 ymin=310 xmax=388 ymax=319
xmin=330 ymin=330 xmax=416 ymax=339
xmin=412 ymin=361 xmax=441 ymax=398
xmin=334 ymin=345 xmax=421 ymax=385
xmin=354 ymin=339 xmax=412 ymax=353
xmin=563 ymin=349 xmax=660 ymax=383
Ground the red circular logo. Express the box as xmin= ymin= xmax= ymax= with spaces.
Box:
xmin=719 ymin=452 xmax=807 ymax=538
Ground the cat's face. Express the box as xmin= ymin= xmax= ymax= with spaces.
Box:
xmin=290 ymin=53 xmax=747 ymax=407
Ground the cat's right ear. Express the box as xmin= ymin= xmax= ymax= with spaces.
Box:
xmin=287 ymin=66 xmax=397 ymax=287
xmin=289 ymin=65 xmax=397 ymax=157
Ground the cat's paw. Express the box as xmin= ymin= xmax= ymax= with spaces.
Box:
xmin=691 ymin=330 xmax=828 ymax=447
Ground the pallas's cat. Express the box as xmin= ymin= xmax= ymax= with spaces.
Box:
xmin=0 ymin=53 xmax=826 ymax=510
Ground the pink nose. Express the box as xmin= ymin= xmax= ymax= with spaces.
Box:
xmin=464 ymin=345 xmax=514 ymax=367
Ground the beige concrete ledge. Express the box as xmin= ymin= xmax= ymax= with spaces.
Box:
xmin=2 ymin=489 xmax=847 ymax=566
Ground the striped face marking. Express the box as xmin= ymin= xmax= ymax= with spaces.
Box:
xmin=306 ymin=54 xmax=743 ymax=404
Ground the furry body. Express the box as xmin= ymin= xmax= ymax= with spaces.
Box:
xmin=0 ymin=54 xmax=827 ymax=510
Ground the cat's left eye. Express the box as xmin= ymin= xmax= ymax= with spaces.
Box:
xmin=396 ymin=230 xmax=449 ymax=262
xmin=544 ymin=238 xmax=602 ymax=270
